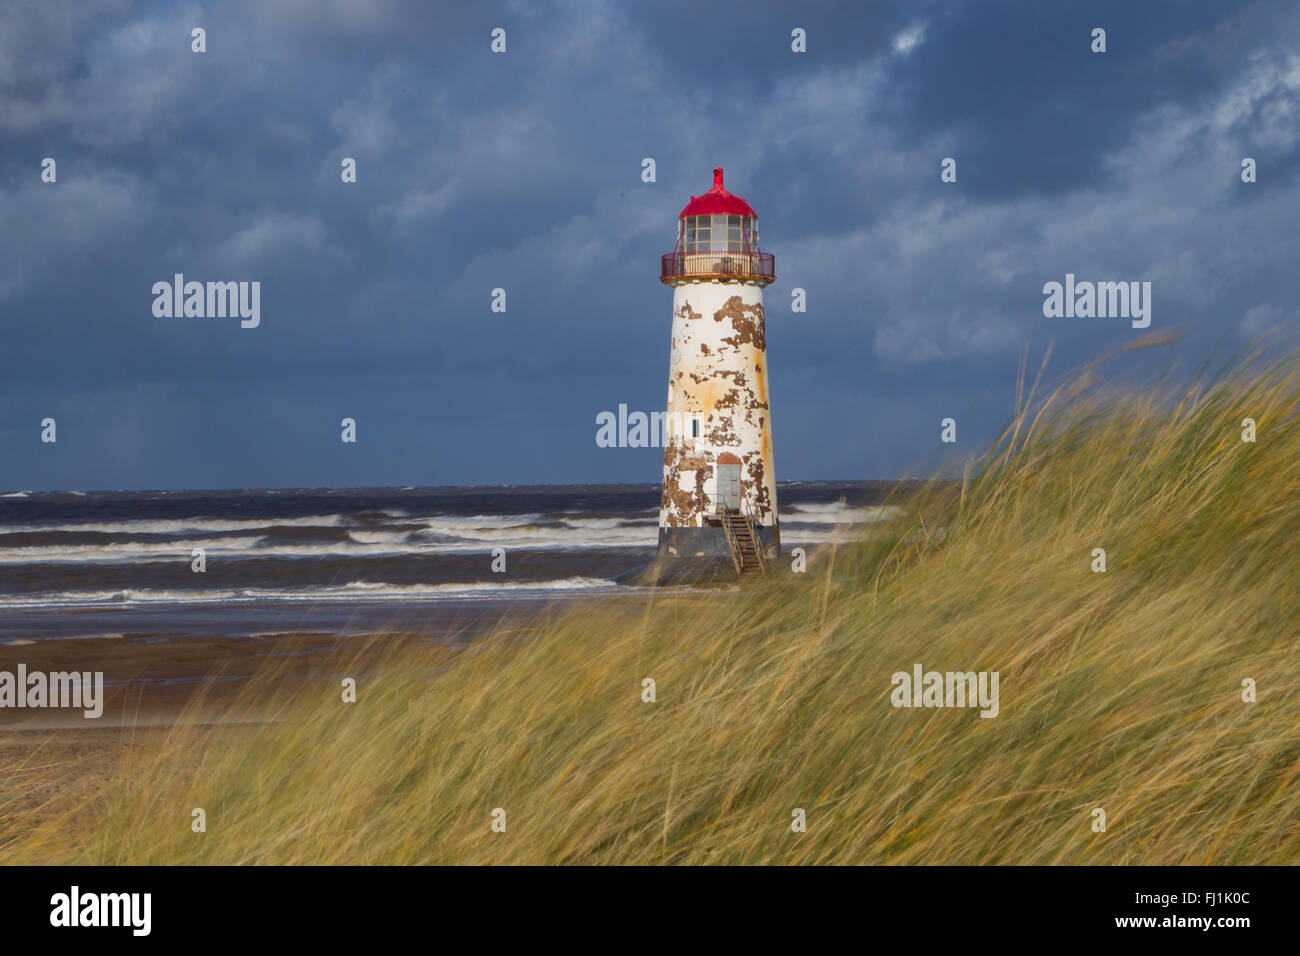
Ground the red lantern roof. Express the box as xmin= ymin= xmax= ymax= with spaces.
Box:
xmin=678 ymin=167 xmax=757 ymax=219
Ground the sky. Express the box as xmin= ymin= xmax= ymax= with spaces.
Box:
xmin=1 ymin=0 xmax=1297 ymax=491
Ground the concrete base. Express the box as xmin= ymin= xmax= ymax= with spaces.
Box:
xmin=657 ymin=523 xmax=780 ymax=558
xmin=620 ymin=524 xmax=781 ymax=585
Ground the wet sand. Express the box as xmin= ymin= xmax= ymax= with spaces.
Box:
xmin=0 ymin=626 xmax=490 ymax=828
xmin=0 ymin=724 xmax=179 ymax=824
xmin=0 ymin=592 xmax=683 ymax=789
xmin=0 ymin=589 xmax=713 ymax=833
xmin=0 ymin=591 xmax=633 ymax=719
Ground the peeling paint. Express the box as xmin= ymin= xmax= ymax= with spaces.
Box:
xmin=659 ymin=281 xmax=778 ymax=537
xmin=715 ymin=296 xmax=766 ymax=351
xmin=746 ymin=454 xmax=772 ymax=517
xmin=660 ymin=440 xmax=711 ymax=526
xmin=714 ymin=387 xmax=741 ymax=410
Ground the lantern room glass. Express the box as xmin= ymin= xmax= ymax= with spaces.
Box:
xmin=680 ymin=215 xmax=758 ymax=253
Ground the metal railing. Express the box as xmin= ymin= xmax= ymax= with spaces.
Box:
xmin=661 ymin=251 xmax=775 ymax=283
xmin=741 ymin=499 xmax=767 ymax=574
xmin=721 ymin=507 xmax=743 ymax=575
xmin=716 ymin=499 xmax=767 ymax=575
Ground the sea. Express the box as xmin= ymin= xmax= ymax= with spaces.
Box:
xmin=0 ymin=482 xmax=899 ymax=643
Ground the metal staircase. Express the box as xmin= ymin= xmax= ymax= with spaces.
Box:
xmin=721 ymin=505 xmax=767 ymax=576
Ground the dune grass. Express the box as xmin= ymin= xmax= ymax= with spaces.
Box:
xmin=2 ymin=345 xmax=1297 ymax=864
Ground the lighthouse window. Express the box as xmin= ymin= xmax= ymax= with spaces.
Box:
xmin=727 ymin=215 xmax=742 ymax=251
xmin=684 ymin=215 xmax=761 ymax=252
xmin=684 ymin=216 xmax=712 ymax=251
xmin=713 ymin=215 xmax=728 ymax=249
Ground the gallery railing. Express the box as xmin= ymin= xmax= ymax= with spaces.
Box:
xmin=661 ymin=251 xmax=775 ymax=283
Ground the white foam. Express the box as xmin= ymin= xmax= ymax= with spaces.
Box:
xmin=0 ymin=511 xmax=660 ymax=564
xmin=0 ymin=577 xmax=629 ymax=610
xmin=0 ymin=505 xmax=888 ymax=567
xmin=0 ymin=509 xmax=426 ymax=537
xmin=0 ymin=535 xmax=261 ymax=564
xmin=0 ymin=514 xmax=348 ymax=535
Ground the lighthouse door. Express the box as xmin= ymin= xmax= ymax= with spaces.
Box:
xmin=716 ymin=463 xmax=742 ymax=512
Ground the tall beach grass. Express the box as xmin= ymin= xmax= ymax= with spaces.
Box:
xmin=2 ymin=345 xmax=1296 ymax=864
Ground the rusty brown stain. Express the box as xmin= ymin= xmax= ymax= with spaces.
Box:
xmin=695 ymin=378 xmax=732 ymax=418
xmin=713 ymin=387 xmax=741 ymax=410
xmin=752 ymin=353 xmax=771 ymax=418
xmin=746 ymin=455 xmax=772 ymax=517
xmin=717 ymin=368 xmax=765 ymax=424
xmin=660 ymin=441 xmax=710 ymax=526
xmin=664 ymin=289 xmax=777 ymax=532
xmin=715 ymin=296 xmax=766 ymax=351
xmin=713 ymin=368 xmax=749 ymax=390
xmin=705 ymin=415 xmax=740 ymax=446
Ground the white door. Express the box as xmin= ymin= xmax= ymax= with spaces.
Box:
xmin=717 ymin=463 xmax=742 ymax=511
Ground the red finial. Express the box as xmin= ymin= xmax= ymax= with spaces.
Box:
xmin=677 ymin=166 xmax=757 ymax=218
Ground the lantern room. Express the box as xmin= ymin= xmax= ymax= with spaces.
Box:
xmin=678 ymin=213 xmax=758 ymax=253
xmin=661 ymin=168 xmax=775 ymax=286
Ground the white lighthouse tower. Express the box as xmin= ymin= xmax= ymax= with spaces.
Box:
xmin=656 ymin=168 xmax=778 ymax=577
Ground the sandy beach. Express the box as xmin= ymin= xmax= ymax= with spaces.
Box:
xmin=0 ymin=587 xmax=699 ymax=814
xmin=0 ymin=626 xmax=475 ymax=831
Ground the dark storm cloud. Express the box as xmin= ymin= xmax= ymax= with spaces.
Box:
xmin=0 ymin=0 xmax=1296 ymax=490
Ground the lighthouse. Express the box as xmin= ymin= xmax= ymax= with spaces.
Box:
xmin=656 ymin=168 xmax=778 ymax=578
